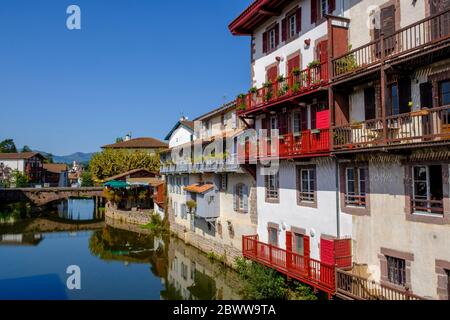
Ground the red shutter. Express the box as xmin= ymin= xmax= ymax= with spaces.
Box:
xmin=281 ymin=18 xmax=287 ymax=42
xmin=328 ymin=0 xmax=336 ymax=14
xmin=287 ymin=56 xmax=300 ymax=75
xmin=303 ymin=235 xmax=310 ymax=258
xmin=334 ymin=238 xmax=352 ymax=268
xmin=274 ymin=23 xmax=280 ymax=47
xmin=285 ymin=231 xmax=293 ymax=251
xmin=296 ymin=7 xmax=302 ymax=33
xmin=320 ymin=237 xmax=335 ymax=265
xmin=262 ymin=31 xmax=268 ymax=53
xmin=300 ymin=107 xmax=308 ymax=131
xmin=311 ymin=0 xmax=318 ymax=24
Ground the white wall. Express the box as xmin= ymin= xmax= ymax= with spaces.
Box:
xmin=252 ymin=0 xmax=343 ymax=87
xmin=350 ymin=161 xmax=450 ymax=299
xmin=256 ymin=158 xmax=352 ymax=260
xmin=0 ymin=159 xmax=25 ymax=173
xmin=169 ymin=126 xmax=192 ymax=148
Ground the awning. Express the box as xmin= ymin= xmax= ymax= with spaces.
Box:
xmin=103 ymin=180 xmax=129 ymax=188
xmin=184 ymin=183 xmax=214 ymax=194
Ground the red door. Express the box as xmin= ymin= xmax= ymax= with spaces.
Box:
xmin=317 ymin=40 xmax=328 ymax=81
xmin=267 ymin=65 xmax=278 ymax=83
xmin=303 ymin=235 xmax=310 ymax=275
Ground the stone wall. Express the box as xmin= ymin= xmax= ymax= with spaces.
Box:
xmin=105 ymin=204 xmax=152 ymax=225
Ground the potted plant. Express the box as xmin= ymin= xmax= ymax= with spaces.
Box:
xmin=263 ymin=81 xmax=273 ymax=89
xmin=292 ymin=82 xmax=301 ymax=93
xmin=308 ymin=60 xmax=321 ymax=68
xmin=248 ymin=87 xmax=257 ymax=94
xmin=292 ymin=67 xmax=301 ymax=76
xmin=277 ymin=75 xmax=285 ymax=83
xmin=186 ymin=200 xmax=197 ymax=215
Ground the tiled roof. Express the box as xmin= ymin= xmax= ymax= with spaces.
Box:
xmin=184 ymin=183 xmax=214 ymax=194
xmin=0 ymin=152 xmax=45 ymax=160
xmin=43 ymin=163 xmax=68 ymax=173
xmin=101 ymin=137 xmax=168 ymax=149
xmin=193 ymin=101 xmax=236 ymax=121
xmin=103 ymin=168 xmax=158 ymax=182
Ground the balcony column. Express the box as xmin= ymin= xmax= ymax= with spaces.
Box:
xmin=380 ymin=33 xmax=388 ymax=144
xmin=327 ymin=17 xmax=335 ymax=150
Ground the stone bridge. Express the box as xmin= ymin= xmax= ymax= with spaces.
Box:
xmin=0 ymin=187 xmax=104 ymax=206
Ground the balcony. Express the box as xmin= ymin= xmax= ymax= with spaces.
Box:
xmin=160 ymin=153 xmax=242 ymax=175
xmin=332 ymin=9 xmax=450 ymax=81
xmin=242 ymin=235 xmax=335 ymax=295
xmin=336 ymin=269 xmax=424 ymax=300
xmin=333 ymin=105 xmax=450 ymax=151
xmin=236 ymin=62 xmax=329 ymax=116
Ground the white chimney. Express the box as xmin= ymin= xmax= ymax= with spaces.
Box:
xmin=125 ymin=133 xmax=132 ymax=141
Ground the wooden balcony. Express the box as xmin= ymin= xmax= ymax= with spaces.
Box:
xmin=333 ymin=105 xmax=450 ymax=151
xmin=336 ymin=269 xmax=424 ymax=300
xmin=236 ymin=62 xmax=329 ymax=116
xmin=332 ymin=9 xmax=450 ymax=81
xmin=242 ymin=235 xmax=335 ymax=295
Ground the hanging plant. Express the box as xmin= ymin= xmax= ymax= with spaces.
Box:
xmin=263 ymin=81 xmax=273 ymax=88
xmin=308 ymin=60 xmax=321 ymax=68
xmin=276 ymin=75 xmax=285 ymax=83
xmin=248 ymin=87 xmax=257 ymax=94
xmin=292 ymin=67 xmax=301 ymax=76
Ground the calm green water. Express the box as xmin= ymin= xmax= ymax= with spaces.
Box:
xmin=0 ymin=200 xmax=242 ymax=300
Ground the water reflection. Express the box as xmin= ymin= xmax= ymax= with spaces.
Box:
xmin=0 ymin=219 xmax=242 ymax=300
xmin=55 ymin=198 xmax=100 ymax=221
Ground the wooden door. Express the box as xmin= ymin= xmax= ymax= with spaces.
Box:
xmin=374 ymin=5 xmax=396 ymax=57
xmin=287 ymin=55 xmax=300 ymax=88
xmin=316 ymin=40 xmax=328 ymax=80
xmin=267 ymin=65 xmax=278 ymax=83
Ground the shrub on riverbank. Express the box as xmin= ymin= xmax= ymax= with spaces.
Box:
xmin=235 ymin=258 xmax=318 ymax=300
xmin=141 ymin=213 xmax=168 ymax=233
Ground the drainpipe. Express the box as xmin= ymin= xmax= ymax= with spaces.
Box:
xmin=335 ymin=156 xmax=340 ymax=238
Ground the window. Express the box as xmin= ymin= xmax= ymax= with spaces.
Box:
xmin=288 ymin=13 xmax=297 ymax=38
xmin=269 ymin=28 xmax=276 ymax=50
xmin=386 ymin=256 xmax=406 ymax=286
xmin=297 ymin=166 xmax=316 ymax=204
xmin=181 ymin=262 xmax=188 ymax=281
xmin=220 ymin=174 xmax=228 ymax=191
xmin=234 ymin=183 xmax=249 ymax=213
xmin=292 ymin=111 xmax=301 ymax=134
xmin=265 ymin=173 xmax=279 ymax=201
xmin=169 ymin=176 xmax=174 ymax=193
xmin=176 ymin=176 xmax=181 ymax=194
xmin=183 ymin=176 xmax=189 ymax=195
xmin=412 ymin=165 xmax=443 ymax=215
xmin=345 ymin=166 xmax=367 ymax=207
xmin=181 ymin=203 xmax=187 ymax=219
xmin=294 ymin=233 xmax=304 ymax=255
xmin=268 ymin=226 xmax=278 ymax=246
xmin=270 ymin=116 xmax=278 ymax=130
xmin=447 ymin=269 xmax=450 ymax=299
xmin=319 ymin=0 xmax=328 ymax=19
xmin=364 ymin=87 xmax=376 ymax=120
xmin=388 ymin=84 xmax=399 ymax=116
xmin=439 ymin=80 xmax=450 ymax=106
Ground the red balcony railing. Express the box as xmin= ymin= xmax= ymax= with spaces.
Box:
xmin=237 ymin=62 xmax=329 ymax=114
xmin=332 ymin=8 xmax=450 ymax=79
xmin=261 ymin=129 xmax=330 ymax=158
xmin=242 ymin=235 xmax=335 ymax=294
xmin=333 ymin=105 xmax=450 ymax=150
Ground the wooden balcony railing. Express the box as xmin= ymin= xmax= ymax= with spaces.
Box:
xmin=237 ymin=62 xmax=329 ymax=114
xmin=333 ymin=105 xmax=450 ymax=150
xmin=336 ymin=269 xmax=424 ymax=300
xmin=332 ymin=8 xmax=450 ymax=79
xmin=242 ymin=235 xmax=335 ymax=294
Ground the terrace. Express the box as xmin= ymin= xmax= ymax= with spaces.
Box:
xmin=236 ymin=62 xmax=329 ymax=116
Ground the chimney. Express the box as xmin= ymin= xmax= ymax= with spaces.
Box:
xmin=125 ymin=133 xmax=132 ymax=141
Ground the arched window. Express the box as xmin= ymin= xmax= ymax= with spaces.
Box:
xmin=234 ymin=183 xmax=248 ymax=213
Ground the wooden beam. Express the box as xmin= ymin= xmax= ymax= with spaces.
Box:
xmin=259 ymin=8 xmax=281 ymax=16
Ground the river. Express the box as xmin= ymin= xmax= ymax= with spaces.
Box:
xmin=0 ymin=199 xmax=242 ymax=300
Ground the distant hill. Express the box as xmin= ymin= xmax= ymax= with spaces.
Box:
xmin=35 ymin=151 xmax=95 ymax=165
xmin=53 ymin=152 xmax=95 ymax=164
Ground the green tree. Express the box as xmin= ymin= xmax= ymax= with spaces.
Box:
xmin=11 ymin=170 xmax=29 ymax=188
xmin=81 ymin=171 xmax=94 ymax=187
xmin=0 ymin=139 xmax=17 ymax=153
xmin=89 ymin=149 xmax=160 ymax=180
xmin=44 ymin=153 xmax=54 ymax=164
xmin=21 ymin=145 xmax=32 ymax=152
xmin=115 ymin=137 xmax=124 ymax=143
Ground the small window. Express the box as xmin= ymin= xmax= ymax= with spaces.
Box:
xmin=292 ymin=111 xmax=301 ymax=134
xmin=294 ymin=233 xmax=304 ymax=255
xmin=220 ymin=174 xmax=228 ymax=191
xmin=181 ymin=203 xmax=187 ymax=219
xmin=268 ymin=226 xmax=278 ymax=246
xmin=439 ymin=80 xmax=450 ymax=106
xmin=412 ymin=165 xmax=443 ymax=215
xmin=265 ymin=173 xmax=279 ymax=201
xmin=386 ymin=256 xmax=406 ymax=286
xmin=288 ymin=13 xmax=296 ymax=38
xmin=345 ymin=166 xmax=367 ymax=207
xmin=270 ymin=116 xmax=278 ymax=130
xmin=297 ymin=166 xmax=316 ymax=203
xmin=269 ymin=28 xmax=276 ymax=50
xmin=319 ymin=0 xmax=328 ymax=19
xmin=234 ymin=183 xmax=249 ymax=213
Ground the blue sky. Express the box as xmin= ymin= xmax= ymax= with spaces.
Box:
xmin=0 ymin=0 xmax=251 ymax=155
